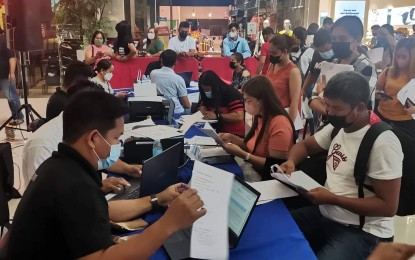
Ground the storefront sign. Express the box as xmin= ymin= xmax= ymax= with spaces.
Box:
xmin=391 ymin=6 xmax=415 ymax=25
xmin=334 ymin=1 xmax=366 ymax=22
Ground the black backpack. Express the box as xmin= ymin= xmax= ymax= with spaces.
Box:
xmin=354 ymin=122 xmax=415 ymax=229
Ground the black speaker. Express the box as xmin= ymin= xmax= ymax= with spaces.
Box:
xmin=7 ymin=0 xmax=45 ymax=51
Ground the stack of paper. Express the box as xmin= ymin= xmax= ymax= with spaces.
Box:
xmin=124 ymin=119 xmax=155 ymax=132
xmin=185 ymin=136 xmax=217 ymax=146
xmin=128 ymin=125 xmax=183 ymax=140
xmin=248 ymin=180 xmax=298 ymax=205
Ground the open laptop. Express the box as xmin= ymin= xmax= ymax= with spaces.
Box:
xmin=108 ymin=142 xmax=181 ymax=201
xmin=163 ymin=176 xmax=260 ymax=260
xmin=177 ymin=72 xmax=192 ymax=87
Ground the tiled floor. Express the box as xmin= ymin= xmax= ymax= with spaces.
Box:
xmin=1 ymin=92 xmax=414 ymax=249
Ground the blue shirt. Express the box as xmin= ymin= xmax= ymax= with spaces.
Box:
xmin=223 ymin=36 xmax=252 ymax=59
xmin=150 ymin=67 xmax=188 ymax=114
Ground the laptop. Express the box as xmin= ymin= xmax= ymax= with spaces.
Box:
xmin=163 ymin=176 xmax=260 ymax=260
xmin=109 ymin=142 xmax=181 ymax=201
xmin=177 ymin=72 xmax=192 ymax=87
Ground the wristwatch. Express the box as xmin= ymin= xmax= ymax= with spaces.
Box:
xmin=150 ymin=194 xmax=160 ymax=209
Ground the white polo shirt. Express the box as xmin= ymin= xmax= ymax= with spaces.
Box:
xmin=314 ymin=124 xmax=403 ymax=238
xmin=168 ymin=35 xmax=196 ymax=53
xmin=22 ymin=113 xmax=63 ymax=187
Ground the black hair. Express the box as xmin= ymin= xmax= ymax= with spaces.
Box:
xmin=262 ymin=27 xmax=274 ymax=36
xmin=160 ymin=49 xmax=177 ymax=67
xmin=0 ymin=36 xmax=7 ymax=51
xmin=90 ymin=30 xmax=106 ymax=45
xmin=231 ymin=52 xmax=244 ymax=65
xmin=95 ymin=59 xmax=113 ymax=73
xmin=228 ymin=23 xmax=239 ymax=30
xmin=331 ymin=15 xmax=364 ymax=40
xmin=63 ymin=61 xmax=95 ymax=89
xmin=269 ymin=33 xmax=297 ymax=52
xmin=63 ymin=91 xmax=129 ymax=144
xmin=371 ymin=24 xmax=380 ymax=30
xmin=243 ymin=76 xmax=294 ymax=153
xmin=323 ymin=71 xmax=370 ymax=107
xmin=313 ymin=29 xmax=332 ymax=48
xmin=293 ymin=26 xmax=307 ymax=47
xmin=323 ymin=17 xmax=333 ymax=25
xmin=381 ymin=24 xmax=395 ymax=36
xmin=114 ymin=21 xmax=133 ymax=53
xmin=198 ymin=70 xmax=242 ymax=126
xmin=66 ymin=80 xmax=104 ymax=98
xmin=179 ymin=21 xmax=190 ymax=29
xmin=307 ymin=23 xmax=319 ymax=35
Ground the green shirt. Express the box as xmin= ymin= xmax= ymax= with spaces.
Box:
xmin=147 ymin=39 xmax=165 ymax=55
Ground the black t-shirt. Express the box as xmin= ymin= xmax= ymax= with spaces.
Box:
xmin=0 ymin=49 xmax=14 ymax=79
xmin=114 ymin=36 xmax=134 ymax=56
xmin=308 ymin=51 xmax=334 ymax=79
xmin=8 ymin=143 xmax=113 ymax=259
xmin=46 ymin=87 xmax=68 ymax=121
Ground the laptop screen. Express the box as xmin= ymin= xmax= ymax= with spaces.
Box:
xmin=228 ymin=179 xmax=258 ymax=237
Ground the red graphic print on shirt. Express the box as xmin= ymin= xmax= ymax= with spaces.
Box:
xmin=327 ymin=144 xmax=348 ymax=171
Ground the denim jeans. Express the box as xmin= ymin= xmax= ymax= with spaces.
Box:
xmin=0 ymin=79 xmax=23 ymax=120
xmin=291 ymin=206 xmax=393 ymax=260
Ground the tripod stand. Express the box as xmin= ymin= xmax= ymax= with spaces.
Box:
xmin=0 ymin=51 xmax=44 ymax=133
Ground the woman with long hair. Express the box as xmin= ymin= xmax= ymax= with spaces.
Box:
xmin=230 ymin=52 xmax=251 ymax=90
xmin=219 ymin=76 xmax=295 ymax=181
xmin=144 ymin=27 xmax=164 ymax=57
xmin=376 ymin=38 xmax=415 ymax=134
xmin=199 ymin=70 xmax=245 ymax=136
xmin=114 ymin=21 xmax=137 ymax=62
xmin=84 ymin=30 xmax=114 ymax=67
xmin=266 ymin=34 xmax=302 ymax=122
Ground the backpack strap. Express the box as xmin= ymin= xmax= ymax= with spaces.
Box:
xmin=331 ymin=127 xmax=341 ymax=140
xmin=353 ymin=122 xmax=393 ymax=229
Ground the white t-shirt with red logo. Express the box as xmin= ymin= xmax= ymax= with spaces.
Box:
xmin=314 ymin=123 xmax=403 ymax=238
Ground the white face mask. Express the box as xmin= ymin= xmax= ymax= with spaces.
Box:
xmin=104 ymin=72 xmax=113 ymax=82
xmin=229 ymin=31 xmax=238 ymax=38
xmin=147 ymin=33 xmax=155 ymax=40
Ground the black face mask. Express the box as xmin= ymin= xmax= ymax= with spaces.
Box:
xmin=179 ymin=31 xmax=188 ymax=39
xmin=269 ymin=55 xmax=282 ymax=64
xmin=326 ymin=109 xmax=355 ymax=128
xmin=332 ymin=42 xmax=352 ymax=59
xmin=229 ymin=61 xmax=237 ymax=69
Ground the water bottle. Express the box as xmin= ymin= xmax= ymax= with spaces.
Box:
xmin=152 ymin=139 xmax=163 ymax=156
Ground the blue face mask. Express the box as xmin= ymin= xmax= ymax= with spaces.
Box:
xmin=93 ymin=132 xmax=121 ymax=170
xmin=319 ymin=49 xmax=334 ymax=60
xmin=204 ymin=91 xmax=212 ymax=98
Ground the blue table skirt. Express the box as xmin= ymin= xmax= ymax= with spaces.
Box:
xmin=120 ymin=200 xmax=316 ymax=260
xmin=113 ymin=87 xmax=199 ymax=97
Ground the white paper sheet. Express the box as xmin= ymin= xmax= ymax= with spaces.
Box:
xmin=248 ymin=180 xmax=298 ymax=203
xmin=285 ymin=108 xmax=303 ymax=130
xmin=200 ymin=128 xmax=225 ymax=146
xmin=190 ymin=81 xmax=199 ymax=87
xmin=128 ymin=96 xmax=165 ymax=102
xmin=129 ymin=125 xmax=183 ymax=140
xmin=367 ymin=47 xmax=384 ymax=64
xmin=320 ymin=61 xmax=354 ymax=83
xmin=397 ymin=78 xmax=415 ymax=120
xmin=188 ymin=92 xmax=201 ymax=104
xmin=179 ymin=111 xmax=204 ymax=133
xmin=186 ymin=136 xmax=218 ymax=146
xmin=124 ymin=119 xmax=156 ymax=132
xmin=271 ymin=164 xmax=322 ymax=191
xmin=190 ymin=161 xmax=234 ymax=260
xmin=134 ymin=82 xmax=158 ymax=97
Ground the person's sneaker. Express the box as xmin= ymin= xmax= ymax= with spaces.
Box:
xmin=8 ymin=119 xmax=24 ymax=126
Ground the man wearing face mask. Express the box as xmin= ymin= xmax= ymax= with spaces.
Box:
xmin=223 ymin=23 xmax=252 ymax=59
xmin=9 ymin=91 xmax=206 ymax=259
xmin=310 ymin=16 xmax=377 ymax=116
xmin=23 ymin=80 xmax=140 ymax=192
xmin=280 ymin=71 xmax=402 ymax=259
xmin=168 ymin=21 xmax=196 ymax=57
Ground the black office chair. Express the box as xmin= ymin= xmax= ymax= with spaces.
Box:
xmin=144 ymin=60 xmax=161 ymax=76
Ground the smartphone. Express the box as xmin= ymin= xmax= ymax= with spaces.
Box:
xmin=377 ymin=92 xmax=393 ymax=100
xmin=405 ymin=98 xmax=415 ymax=108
